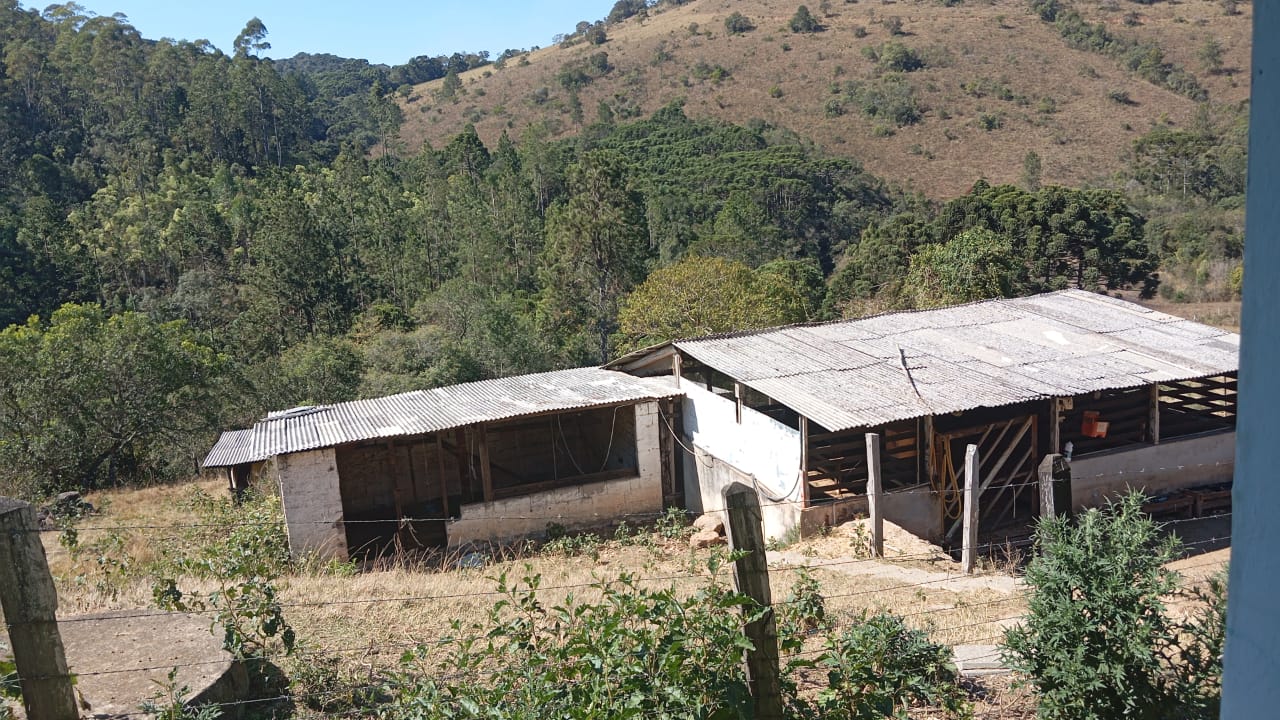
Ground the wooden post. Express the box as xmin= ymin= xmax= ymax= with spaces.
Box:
xmin=1048 ymin=397 xmax=1061 ymax=455
xmin=1149 ymin=384 xmax=1161 ymax=445
xmin=672 ymin=352 xmax=683 ymax=389
xmin=454 ymin=427 xmax=471 ymax=502
xmin=922 ymin=415 xmax=935 ymax=487
xmin=734 ymin=382 xmax=743 ymax=424
xmin=799 ymin=417 xmax=811 ymax=507
xmin=478 ymin=424 xmax=494 ymax=503
xmin=0 ymin=498 xmax=78 ymax=720
xmin=435 ymin=430 xmax=450 ymax=515
xmin=1038 ymin=454 xmax=1059 ymax=520
xmin=865 ymin=433 xmax=884 ymax=558
xmin=961 ymin=444 xmax=980 ymax=574
xmin=722 ymin=484 xmax=784 ymax=720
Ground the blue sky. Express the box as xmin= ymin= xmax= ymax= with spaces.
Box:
xmin=28 ymin=1 xmax=611 ymax=65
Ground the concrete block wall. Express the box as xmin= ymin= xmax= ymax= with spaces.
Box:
xmin=446 ymin=402 xmax=663 ymax=547
xmin=1069 ymin=431 xmax=1235 ymax=510
xmin=276 ymin=448 xmax=347 ymax=561
xmin=446 ymin=473 xmax=662 ymax=546
xmin=635 ymin=401 xmax=661 ymax=488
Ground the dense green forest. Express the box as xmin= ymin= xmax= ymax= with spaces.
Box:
xmin=0 ymin=2 xmax=1247 ymax=497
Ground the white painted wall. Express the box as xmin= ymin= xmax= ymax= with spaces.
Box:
xmin=275 ymin=448 xmax=347 ymax=561
xmin=1068 ymin=432 xmax=1235 ymax=510
xmin=680 ymin=383 xmax=804 ymax=542
xmin=447 ymin=401 xmax=663 ymax=547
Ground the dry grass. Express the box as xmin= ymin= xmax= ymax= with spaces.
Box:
xmin=34 ymin=478 xmax=1229 ymax=720
xmin=395 ymin=0 xmax=1252 ymax=199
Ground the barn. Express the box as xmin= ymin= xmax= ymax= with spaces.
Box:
xmin=611 ymin=290 xmax=1239 ymax=544
xmin=203 ymin=368 xmax=682 ymax=559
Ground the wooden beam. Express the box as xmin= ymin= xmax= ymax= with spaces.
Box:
xmin=435 ymin=434 xmax=449 ymax=518
xmin=1048 ymin=397 xmax=1061 ymax=455
xmin=734 ymin=382 xmax=743 ymax=424
xmin=800 ymin=416 xmax=811 ymax=507
xmin=922 ymin=415 xmax=935 ymax=488
xmin=673 ymin=351 xmax=683 ymax=389
xmin=454 ymin=427 xmax=470 ymax=502
xmin=1149 ymin=384 xmax=1161 ymax=445
xmin=478 ymin=424 xmax=494 ymax=502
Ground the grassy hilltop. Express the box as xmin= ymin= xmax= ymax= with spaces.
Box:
xmin=399 ymin=0 xmax=1251 ymax=198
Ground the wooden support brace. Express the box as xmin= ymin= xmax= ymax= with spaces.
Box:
xmin=478 ymin=424 xmax=494 ymax=503
xmin=435 ymin=434 xmax=449 ymax=517
xmin=1149 ymin=384 xmax=1161 ymax=445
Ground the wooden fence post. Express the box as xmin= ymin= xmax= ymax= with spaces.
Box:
xmin=722 ymin=484 xmax=784 ymax=720
xmin=865 ymin=433 xmax=884 ymax=558
xmin=1037 ymin=454 xmax=1073 ymax=522
xmin=961 ymin=445 xmax=980 ymax=574
xmin=1038 ymin=454 xmax=1059 ymax=520
xmin=0 ymin=498 xmax=78 ymax=720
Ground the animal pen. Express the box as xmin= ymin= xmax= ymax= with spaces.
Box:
xmin=611 ymin=290 xmax=1239 ymax=545
xmin=204 ymin=368 xmax=682 ymax=559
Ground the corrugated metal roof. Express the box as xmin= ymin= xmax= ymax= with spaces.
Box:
xmin=671 ymin=290 xmax=1238 ymax=432
xmin=203 ymin=367 xmax=681 ymax=468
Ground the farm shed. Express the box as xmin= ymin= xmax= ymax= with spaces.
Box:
xmin=610 ymin=290 xmax=1239 ymax=545
xmin=203 ymin=368 xmax=682 ymax=560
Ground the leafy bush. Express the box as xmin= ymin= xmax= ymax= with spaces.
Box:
xmin=790 ymin=5 xmax=821 ymax=33
xmin=725 ymin=12 xmax=755 ymax=34
xmin=862 ymin=41 xmax=925 ymax=73
xmin=805 ymin=612 xmax=969 ymax=719
xmin=837 ymin=75 xmax=923 ymax=127
xmin=382 ymin=570 xmax=761 ymax=719
xmin=1002 ymin=493 xmax=1226 ymax=719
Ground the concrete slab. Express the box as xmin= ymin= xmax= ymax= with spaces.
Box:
xmin=953 ymin=644 xmax=1011 ymax=677
xmin=58 ymin=611 xmax=247 ymax=718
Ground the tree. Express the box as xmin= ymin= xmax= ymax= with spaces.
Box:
xmin=900 ymin=229 xmax=1020 ymax=308
xmin=232 ymin=18 xmax=270 ymax=58
xmin=0 ymin=304 xmax=224 ymax=496
xmin=540 ymin=150 xmax=649 ymax=363
xmin=1198 ymin=38 xmax=1224 ymax=75
xmin=617 ymin=256 xmax=812 ymax=349
xmin=789 ymin=5 xmax=821 ymax=33
xmin=1021 ymin=150 xmax=1042 ymax=191
xmin=724 ymin=12 xmax=755 ymax=34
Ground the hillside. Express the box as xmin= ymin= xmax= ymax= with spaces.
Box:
xmin=397 ymin=0 xmax=1252 ymax=199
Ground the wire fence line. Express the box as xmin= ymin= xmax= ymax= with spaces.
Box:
xmin=5 ymin=541 xmax=1231 ymax=683
xmin=27 ymin=466 xmax=1234 ymax=534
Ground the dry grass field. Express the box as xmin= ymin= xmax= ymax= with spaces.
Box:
xmin=397 ymin=0 xmax=1252 ymax=199
xmin=12 ymin=475 xmax=1229 ymax=718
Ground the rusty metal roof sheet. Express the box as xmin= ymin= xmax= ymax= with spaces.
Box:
xmin=202 ymin=367 xmax=681 ymax=468
xmin=671 ymin=290 xmax=1238 ymax=432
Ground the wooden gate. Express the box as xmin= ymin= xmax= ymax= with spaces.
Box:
xmin=933 ymin=415 xmax=1038 ymax=542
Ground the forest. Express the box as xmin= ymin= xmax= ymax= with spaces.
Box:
xmin=0 ymin=1 xmax=1248 ymax=497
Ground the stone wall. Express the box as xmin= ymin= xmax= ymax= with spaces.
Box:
xmin=275 ymin=448 xmax=347 ymax=560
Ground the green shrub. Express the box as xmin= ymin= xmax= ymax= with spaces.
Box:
xmin=725 ymin=11 xmax=755 ymax=34
xmin=807 ymin=612 xmax=969 ymax=719
xmin=1002 ymin=493 xmax=1226 ymax=719
xmin=383 ymin=570 xmax=761 ymax=719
